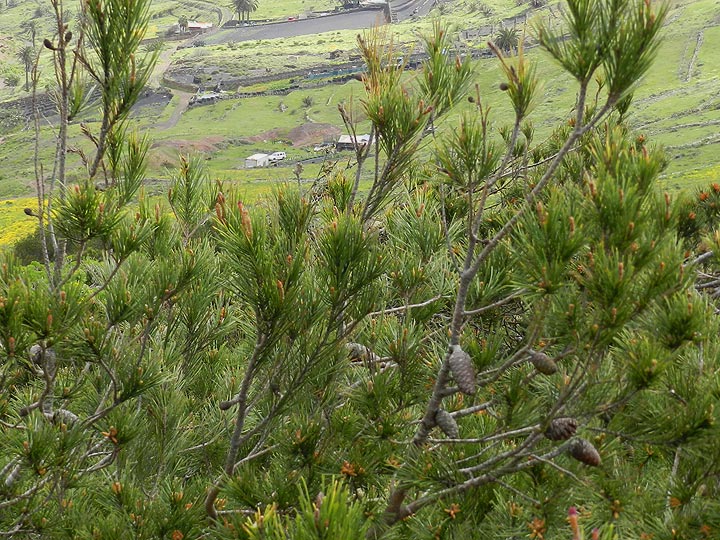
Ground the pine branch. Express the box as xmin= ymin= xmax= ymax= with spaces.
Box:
xmin=1 ymin=459 xmax=20 ymax=489
xmin=688 ymin=251 xmax=714 ymax=266
xmin=463 ymin=290 xmax=525 ymax=316
xmin=367 ymin=294 xmax=447 ymax=317
xmin=450 ymin=401 xmax=496 ymax=419
xmin=428 ymin=425 xmax=539 ymax=445
xmin=18 ymin=346 xmax=56 ymax=418
xmin=526 ymin=453 xmax=585 ymax=484
xmin=340 ymin=103 xmax=373 ymax=213
xmin=454 ymin=439 xmax=504 ymax=466
xmin=475 ymin=343 xmax=535 ymax=387
xmin=233 ymin=443 xmax=279 ymax=470
xmin=665 ymin=446 xmax=682 ymax=516
xmin=206 ymin=332 xmax=267 ymax=519
xmin=402 ymin=442 xmax=571 ymax=519
xmin=79 ymin=448 xmax=119 ymax=473
xmin=468 ymin=89 xmax=613 ymax=280
xmin=457 ymin=431 xmax=546 ymax=476
xmin=86 ymin=257 xmax=129 ymax=302
xmin=439 ymin=183 xmax=462 ymax=273
xmin=0 ymin=476 xmax=53 ymax=510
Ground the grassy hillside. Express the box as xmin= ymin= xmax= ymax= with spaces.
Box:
xmin=155 ymin=0 xmax=720 ymax=191
xmin=627 ymin=0 xmax=720 ymax=188
xmin=0 ymin=0 xmax=719 ymax=248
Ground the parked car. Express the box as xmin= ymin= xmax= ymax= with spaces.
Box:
xmin=268 ymin=151 xmax=287 ymax=162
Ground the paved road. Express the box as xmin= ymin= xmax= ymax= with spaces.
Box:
xmin=203 ymin=8 xmax=391 ymax=46
xmin=393 ymin=0 xmax=435 ymax=21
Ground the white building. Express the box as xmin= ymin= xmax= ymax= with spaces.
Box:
xmin=188 ymin=21 xmax=213 ymax=31
xmin=245 ymin=153 xmax=270 ymax=168
xmin=336 ymin=134 xmax=372 ymax=150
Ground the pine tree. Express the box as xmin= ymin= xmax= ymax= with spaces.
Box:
xmin=3 ymin=0 xmax=720 ymax=539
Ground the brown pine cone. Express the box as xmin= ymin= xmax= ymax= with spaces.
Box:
xmin=529 ymin=350 xmax=558 ymax=375
xmin=435 ymin=409 xmax=459 ymax=439
xmin=568 ymin=438 xmax=601 ymax=466
xmin=448 ymin=345 xmax=476 ymax=395
xmin=544 ymin=417 xmax=578 ymax=441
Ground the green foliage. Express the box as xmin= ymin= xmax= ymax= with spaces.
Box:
xmin=4 ymin=1 xmax=720 ymax=540
xmin=536 ymin=0 xmax=667 ymax=97
xmin=233 ymin=0 xmax=259 ymax=22
xmin=81 ymin=0 xmax=155 ymax=106
xmin=416 ymin=21 xmax=475 ymax=117
xmin=493 ymin=26 xmax=519 ymax=53
xmin=436 ymin=110 xmax=499 ymax=189
xmin=241 ymin=479 xmax=369 ymax=540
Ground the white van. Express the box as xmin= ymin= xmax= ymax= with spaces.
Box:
xmin=268 ymin=151 xmax=286 ymax=162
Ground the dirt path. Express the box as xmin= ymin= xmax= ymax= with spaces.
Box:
xmin=154 ymin=91 xmax=193 ymax=130
xmin=147 ymin=41 xmax=192 ymax=129
xmin=218 ymin=5 xmax=233 ymax=25
xmin=145 ymin=2 xmax=236 ymax=131
xmin=149 ymin=42 xmax=184 ymax=88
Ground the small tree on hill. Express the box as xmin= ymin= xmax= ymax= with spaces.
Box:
xmin=233 ymin=0 xmax=258 ymax=23
xmin=494 ymin=26 xmax=519 ymax=53
xmin=178 ymin=14 xmax=188 ymax=32
xmin=16 ymin=45 xmax=35 ymax=91
xmin=20 ymin=19 xmax=38 ymax=48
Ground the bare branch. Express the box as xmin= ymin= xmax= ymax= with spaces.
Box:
xmin=206 ymin=333 xmax=267 ymax=519
xmin=450 ymin=401 xmax=495 ymax=419
xmin=526 ymin=453 xmax=585 ymax=484
xmin=428 ymin=425 xmax=539 ymax=445
xmin=367 ymin=294 xmax=447 ymax=318
xmin=687 ymin=251 xmax=714 ymax=266
xmin=0 ymin=476 xmax=53 ymax=510
xmin=233 ymin=443 xmax=279 ymax=469
xmin=463 ymin=290 xmax=525 ymax=316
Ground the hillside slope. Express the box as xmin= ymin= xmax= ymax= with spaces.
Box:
xmin=0 ymin=0 xmax=718 ymax=200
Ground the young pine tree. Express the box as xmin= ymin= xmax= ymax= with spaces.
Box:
xmin=3 ymin=0 xmax=720 ymax=539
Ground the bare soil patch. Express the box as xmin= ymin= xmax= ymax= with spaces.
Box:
xmin=243 ymin=122 xmax=341 ymax=147
xmin=152 ymin=136 xmax=226 ymax=153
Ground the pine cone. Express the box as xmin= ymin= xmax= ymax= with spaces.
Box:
xmin=544 ymin=417 xmax=578 ymax=441
xmin=528 ymin=350 xmax=558 ymax=375
xmin=568 ymin=438 xmax=601 ymax=466
xmin=448 ymin=345 xmax=476 ymax=395
xmin=435 ymin=409 xmax=459 ymax=439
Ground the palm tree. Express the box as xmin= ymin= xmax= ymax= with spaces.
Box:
xmin=17 ymin=45 xmax=35 ymax=91
xmin=178 ymin=15 xmax=188 ymax=33
xmin=494 ymin=27 xmax=519 ymax=54
xmin=20 ymin=20 xmax=38 ymax=48
xmin=233 ymin=0 xmax=258 ymax=23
